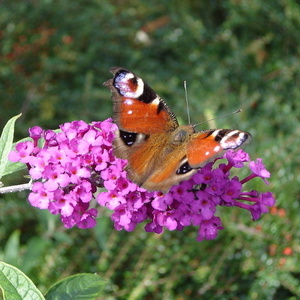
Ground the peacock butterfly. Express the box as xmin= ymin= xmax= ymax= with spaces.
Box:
xmin=104 ymin=67 xmax=251 ymax=193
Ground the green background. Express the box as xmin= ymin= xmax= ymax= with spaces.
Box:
xmin=1 ymin=1 xmax=300 ymax=299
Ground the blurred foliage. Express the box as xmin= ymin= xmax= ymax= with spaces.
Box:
xmin=1 ymin=0 xmax=300 ymax=299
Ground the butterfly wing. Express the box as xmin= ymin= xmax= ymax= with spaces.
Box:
xmin=138 ymin=128 xmax=251 ymax=192
xmin=104 ymin=67 xmax=180 ymax=188
xmin=104 ymin=67 xmax=178 ymax=134
xmin=187 ymin=129 xmax=251 ymax=168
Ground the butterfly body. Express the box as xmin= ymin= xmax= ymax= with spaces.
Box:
xmin=104 ymin=67 xmax=251 ymax=193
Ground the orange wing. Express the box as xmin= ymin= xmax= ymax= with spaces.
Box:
xmin=187 ymin=129 xmax=251 ymax=168
xmin=104 ymin=67 xmax=178 ymax=134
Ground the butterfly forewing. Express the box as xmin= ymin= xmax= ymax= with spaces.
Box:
xmin=187 ymin=129 xmax=251 ymax=168
xmin=104 ymin=67 xmax=178 ymax=134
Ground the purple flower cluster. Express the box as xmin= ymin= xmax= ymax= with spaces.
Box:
xmin=9 ymin=119 xmax=119 ymax=228
xmin=9 ymin=119 xmax=275 ymax=240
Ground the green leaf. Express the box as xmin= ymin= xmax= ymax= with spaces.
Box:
xmin=2 ymin=138 xmax=32 ymax=177
xmin=21 ymin=237 xmax=51 ymax=274
xmin=0 ymin=114 xmax=22 ymax=179
xmin=45 ymin=273 xmax=108 ymax=300
xmin=3 ymin=230 xmax=21 ymax=267
xmin=2 ymin=160 xmax=27 ymax=177
xmin=0 ymin=261 xmax=45 ymax=300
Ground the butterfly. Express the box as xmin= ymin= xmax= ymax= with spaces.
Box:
xmin=104 ymin=67 xmax=251 ymax=193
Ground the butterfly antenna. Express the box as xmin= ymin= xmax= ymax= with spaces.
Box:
xmin=194 ymin=109 xmax=243 ymax=127
xmin=184 ymin=81 xmax=191 ymax=125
